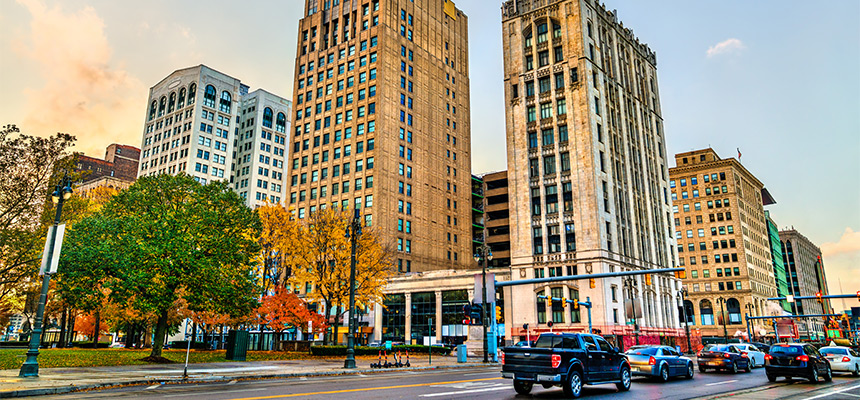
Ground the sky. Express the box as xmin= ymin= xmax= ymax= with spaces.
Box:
xmin=1 ymin=0 xmax=858 ymax=305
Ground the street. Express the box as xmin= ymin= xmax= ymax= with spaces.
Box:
xmin=35 ymin=365 xmax=860 ymax=400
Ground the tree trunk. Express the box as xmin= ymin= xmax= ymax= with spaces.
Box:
xmin=333 ymin=306 xmax=342 ymax=346
xmin=92 ymin=311 xmax=101 ymax=347
xmin=58 ymin=307 xmax=68 ymax=348
xmin=149 ymin=310 xmax=169 ymax=358
xmin=68 ymin=312 xmax=77 ymax=344
xmin=124 ymin=322 xmax=135 ymax=348
xmin=143 ymin=324 xmax=152 ymax=348
xmin=323 ymin=301 xmax=332 ymax=345
xmin=191 ymin=321 xmax=198 ymax=345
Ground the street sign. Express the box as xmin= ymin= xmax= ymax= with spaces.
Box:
xmin=786 ymin=294 xmax=794 ymax=303
xmin=473 ymin=273 xmax=496 ymax=303
xmin=39 ymin=224 xmax=66 ymax=276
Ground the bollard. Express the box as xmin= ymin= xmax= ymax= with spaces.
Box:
xmin=405 ymin=349 xmax=411 ymax=367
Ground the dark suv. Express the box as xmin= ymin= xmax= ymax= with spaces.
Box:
xmin=765 ymin=343 xmax=832 ymax=383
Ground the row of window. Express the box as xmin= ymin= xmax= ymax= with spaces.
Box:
xmin=679 ymin=253 xmax=739 ymax=266
xmin=293 ymin=121 xmax=376 ymax=153
xmin=149 ymin=83 xmax=198 ymax=121
xmin=295 ymin=103 xmax=377 ymax=135
xmin=669 ymin=172 xmax=726 ymax=188
xmin=675 ymin=225 xmax=735 ymax=239
xmin=672 ymin=199 xmax=731 ymax=213
xmin=290 ymin=158 xmax=375 ymax=186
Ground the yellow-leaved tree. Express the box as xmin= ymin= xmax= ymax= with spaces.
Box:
xmin=272 ymin=206 xmax=393 ymax=345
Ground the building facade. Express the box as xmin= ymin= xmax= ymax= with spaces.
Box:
xmin=138 ymin=65 xmax=292 ymax=208
xmin=234 ymin=90 xmax=292 ymax=207
xmin=75 ymin=144 xmax=140 ymax=196
xmin=288 ymin=0 xmax=473 ymax=273
xmin=483 ymin=171 xmax=512 ymax=270
xmin=766 ymin=211 xmax=792 ymax=313
xmin=780 ymin=228 xmax=831 ymax=339
xmin=670 ymin=148 xmax=780 ymax=340
xmin=501 ymin=0 xmax=681 ymax=343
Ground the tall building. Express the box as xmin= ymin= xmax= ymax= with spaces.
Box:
xmin=138 ymin=65 xmax=292 ymax=208
xmin=75 ymin=144 xmax=140 ymax=196
xmin=780 ymin=228 xmax=831 ymax=339
xmin=501 ymin=0 xmax=681 ymax=342
xmin=669 ymin=148 xmax=779 ymax=340
xmin=765 ymin=211 xmax=791 ymax=313
xmin=483 ymin=171 xmax=511 ymax=269
xmin=288 ymin=0 xmax=472 ymax=273
xmin=234 ymin=90 xmax=292 ymax=207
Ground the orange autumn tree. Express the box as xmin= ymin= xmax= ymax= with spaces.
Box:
xmin=256 ymin=287 xmax=327 ymax=335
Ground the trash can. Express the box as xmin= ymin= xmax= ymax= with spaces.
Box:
xmin=457 ymin=344 xmax=468 ymax=363
xmin=225 ymin=330 xmax=249 ymax=361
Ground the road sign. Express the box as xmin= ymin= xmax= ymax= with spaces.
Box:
xmin=39 ymin=224 xmax=66 ymax=276
xmin=473 ymin=273 xmax=496 ymax=303
xmin=786 ymin=294 xmax=794 ymax=303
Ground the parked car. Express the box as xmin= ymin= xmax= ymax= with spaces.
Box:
xmin=734 ymin=343 xmax=767 ymax=368
xmin=500 ymin=332 xmax=631 ymax=398
xmin=513 ymin=340 xmax=534 ymax=347
xmin=625 ymin=345 xmax=694 ymax=381
xmin=749 ymin=342 xmax=771 ymax=354
xmin=818 ymin=346 xmax=860 ymax=376
xmin=697 ymin=344 xmax=752 ymax=373
xmin=765 ymin=343 xmax=832 ymax=383
xmin=109 ymin=342 xmax=125 ymax=348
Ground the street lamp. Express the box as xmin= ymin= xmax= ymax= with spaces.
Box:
xmin=624 ymin=277 xmax=639 ymax=345
xmin=716 ymin=297 xmax=729 ymax=344
xmin=474 ymin=243 xmax=492 ymax=363
xmin=679 ymin=287 xmax=692 ymax=354
xmin=19 ymin=174 xmax=72 ymax=378
xmin=744 ymin=303 xmax=756 ymax=342
xmin=343 ymin=209 xmax=361 ymax=369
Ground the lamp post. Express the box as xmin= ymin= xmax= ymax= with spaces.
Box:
xmin=717 ymin=297 xmax=729 ymax=344
xmin=19 ymin=174 xmax=72 ymax=378
xmin=624 ymin=277 xmax=639 ymax=345
xmin=679 ymin=287 xmax=692 ymax=354
xmin=343 ymin=209 xmax=361 ymax=369
xmin=744 ymin=303 xmax=756 ymax=342
xmin=474 ymin=243 xmax=492 ymax=363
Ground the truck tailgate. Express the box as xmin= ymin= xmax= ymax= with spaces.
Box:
xmin=502 ymin=347 xmax=558 ymax=377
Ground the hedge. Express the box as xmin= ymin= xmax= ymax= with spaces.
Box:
xmin=71 ymin=341 xmax=111 ymax=348
xmin=0 ymin=341 xmax=29 ymax=348
xmin=167 ymin=341 xmax=210 ymax=350
xmin=310 ymin=345 xmax=452 ymax=356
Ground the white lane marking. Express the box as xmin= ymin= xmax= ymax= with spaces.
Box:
xmin=162 ymin=388 xmax=268 ymax=398
xmin=420 ymin=385 xmax=510 ymax=397
xmin=802 ymin=383 xmax=860 ymax=400
xmin=299 ymin=377 xmax=308 ymax=380
xmin=705 ymin=380 xmax=737 ymax=386
xmin=463 ymin=372 xmax=498 ymax=376
xmin=146 ymin=384 xmax=160 ymax=390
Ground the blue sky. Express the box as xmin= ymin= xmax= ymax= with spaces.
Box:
xmin=1 ymin=0 xmax=857 ymax=300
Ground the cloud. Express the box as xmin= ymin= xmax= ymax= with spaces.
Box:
xmin=821 ymin=227 xmax=860 ymax=257
xmin=12 ymin=0 xmax=146 ymax=157
xmin=706 ymin=38 xmax=746 ymax=58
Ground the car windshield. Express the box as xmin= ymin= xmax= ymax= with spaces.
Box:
xmin=704 ymin=345 xmax=731 ymax=352
xmin=820 ymin=348 xmax=847 ymax=355
xmin=770 ymin=345 xmax=802 ymax=355
xmin=626 ymin=347 xmax=658 ymax=355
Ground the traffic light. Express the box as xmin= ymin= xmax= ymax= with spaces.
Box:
xmin=589 ymin=278 xmax=596 ymax=289
xmin=816 ymin=292 xmax=823 ymax=303
xmin=547 ymin=321 xmax=554 ymax=328
xmin=645 ymin=274 xmax=652 ymax=286
xmin=463 ymin=303 xmax=472 ymax=318
xmin=856 ymin=290 xmax=859 ymax=302
xmin=561 ymin=297 xmax=567 ymax=308
xmin=496 ymin=305 xmax=503 ymax=323
xmin=675 ymin=270 xmax=687 ymax=279
xmin=572 ymin=299 xmax=579 ymax=310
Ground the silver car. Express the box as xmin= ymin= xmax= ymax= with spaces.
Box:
xmin=734 ymin=343 xmax=766 ymax=368
xmin=819 ymin=346 xmax=860 ymax=376
xmin=625 ymin=345 xmax=694 ymax=382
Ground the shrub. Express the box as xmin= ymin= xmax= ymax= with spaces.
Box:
xmin=167 ymin=341 xmax=210 ymax=350
xmin=0 ymin=341 xmax=29 ymax=348
xmin=310 ymin=345 xmax=451 ymax=356
xmin=71 ymin=341 xmax=111 ymax=348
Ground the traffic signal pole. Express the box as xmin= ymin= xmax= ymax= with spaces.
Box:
xmin=537 ymin=295 xmax=592 ymax=333
xmin=495 ymin=267 xmax=684 ymax=287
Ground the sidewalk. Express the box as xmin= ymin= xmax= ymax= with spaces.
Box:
xmin=0 ymin=355 xmax=496 ymax=398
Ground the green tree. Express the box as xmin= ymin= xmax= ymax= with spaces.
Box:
xmin=59 ymin=174 xmax=261 ymax=359
xmin=0 ymin=124 xmax=76 ymax=324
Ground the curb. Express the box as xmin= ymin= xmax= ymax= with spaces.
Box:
xmin=0 ymin=363 xmax=499 ymax=398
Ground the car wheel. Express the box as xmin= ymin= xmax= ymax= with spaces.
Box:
xmin=616 ymin=366 xmax=632 ymax=392
xmin=810 ymin=367 xmax=819 ymax=383
xmin=824 ymin=366 xmax=832 ymax=382
xmin=767 ymin=373 xmax=777 ymax=382
xmin=686 ymin=363 xmax=694 ymax=379
xmin=513 ymin=379 xmax=533 ymax=395
xmin=749 ymin=358 xmax=756 ymax=369
xmin=699 ymin=366 xmax=707 ymax=373
xmin=744 ymin=360 xmax=752 ymax=373
xmin=563 ymin=370 xmax=583 ymax=398
xmin=659 ymin=364 xmax=669 ymax=382
xmin=853 ymin=364 xmax=859 ymax=377
xmin=731 ymin=361 xmax=738 ymax=374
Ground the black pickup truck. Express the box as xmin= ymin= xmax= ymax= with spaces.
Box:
xmin=500 ymin=332 xmax=631 ymax=398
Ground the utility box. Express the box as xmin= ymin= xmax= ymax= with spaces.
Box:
xmin=457 ymin=344 xmax=468 ymax=363
xmin=225 ymin=330 xmax=249 ymax=361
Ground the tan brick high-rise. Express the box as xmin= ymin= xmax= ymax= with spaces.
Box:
xmin=289 ymin=0 xmax=472 ymax=273
xmin=669 ymin=148 xmax=779 ymax=340
xmin=501 ymin=0 xmax=681 ymax=342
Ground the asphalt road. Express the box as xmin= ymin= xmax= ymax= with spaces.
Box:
xmin=38 ymin=366 xmax=860 ymax=400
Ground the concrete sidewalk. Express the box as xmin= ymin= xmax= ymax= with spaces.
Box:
xmin=0 ymin=355 xmax=496 ymax=398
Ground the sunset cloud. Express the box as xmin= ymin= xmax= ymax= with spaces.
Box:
xmin=821 ymin=227 xmax=860 ymax=257
xmin=706 ymin=38 xmax=746 ymax=58
xmin=12 ymin=0 xmax=146 ymax=156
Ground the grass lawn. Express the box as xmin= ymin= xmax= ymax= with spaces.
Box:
xmin=0 ymin=349 xmax=324 ymax=370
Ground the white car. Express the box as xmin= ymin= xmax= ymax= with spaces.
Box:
xmin=734 ymin=343 xmax=766 ymax=368
xmin=819 ymin=346 xmax=860 ymax=376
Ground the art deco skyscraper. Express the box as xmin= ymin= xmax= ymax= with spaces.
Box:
xmin=501 ymin=0 xmax=680 ymax=339
xmin=288 ymin=0 xmax=472 ymax=273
